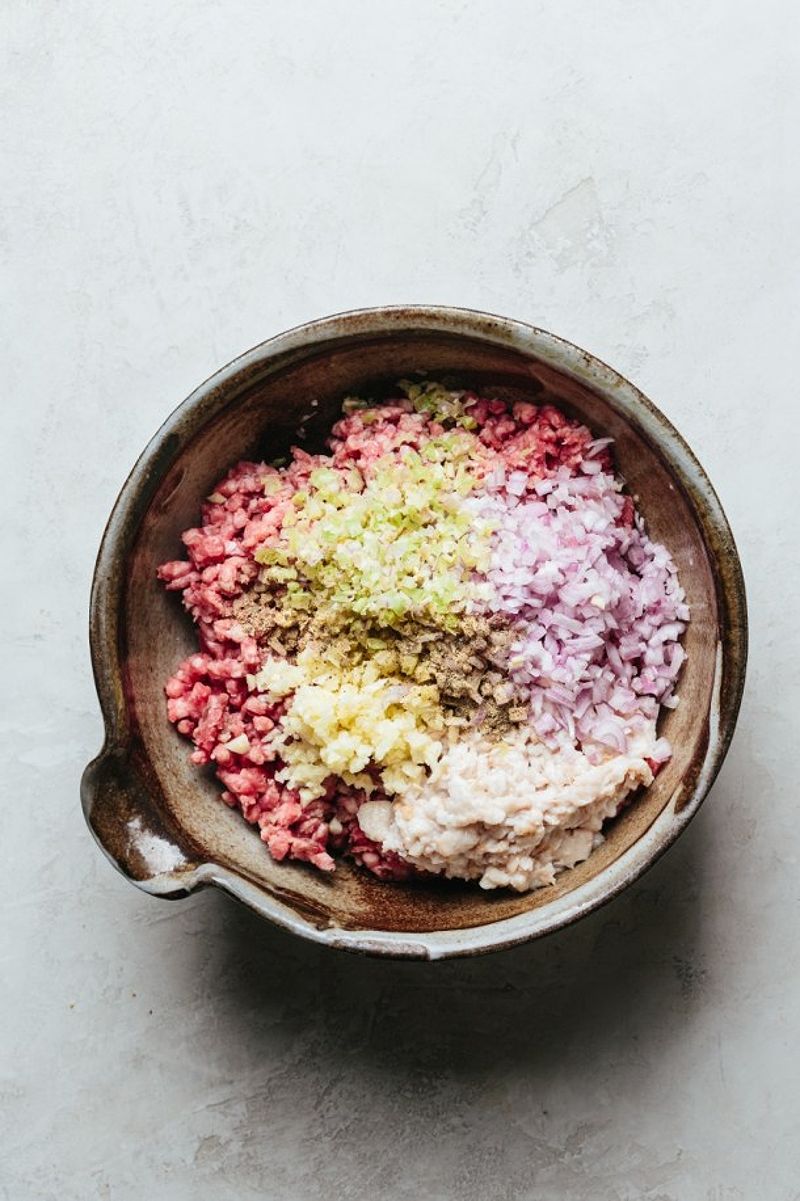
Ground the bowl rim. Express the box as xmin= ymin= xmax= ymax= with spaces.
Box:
xmin=82 ymin=304 xmax=748 ymax=959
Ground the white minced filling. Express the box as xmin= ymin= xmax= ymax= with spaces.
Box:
xmin=356 ymin=728 xmax=657 ymax=892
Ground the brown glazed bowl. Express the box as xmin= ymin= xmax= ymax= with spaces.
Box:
xmin=82 ymin=306 xmax=747 ymax=958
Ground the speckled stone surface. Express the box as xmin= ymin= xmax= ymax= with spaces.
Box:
xmin=3 ymin=2 xmax=796 ymax=1198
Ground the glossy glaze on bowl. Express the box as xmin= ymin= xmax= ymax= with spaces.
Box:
xmin=81 ymin=306 xmax=747 ymax=958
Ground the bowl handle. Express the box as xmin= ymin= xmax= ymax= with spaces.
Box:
xmin=81 ymin=746 xmax=202 ymax=896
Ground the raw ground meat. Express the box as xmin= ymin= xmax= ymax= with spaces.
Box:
xmin=158 ymin=389 xmax=685 ymax=887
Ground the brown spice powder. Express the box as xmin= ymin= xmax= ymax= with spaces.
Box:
xmin=233 ymin=583 xmax=528 ymax=732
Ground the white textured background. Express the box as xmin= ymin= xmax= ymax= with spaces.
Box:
xmin=3 ymin=2 xmax=798 ymax=1198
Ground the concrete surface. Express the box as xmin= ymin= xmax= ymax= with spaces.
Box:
xmin=2 ymin=2 xmax=797 ymax=1198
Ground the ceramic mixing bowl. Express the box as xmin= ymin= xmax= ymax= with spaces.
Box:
xmin=82 ymin=306 xmax=747 ymax=958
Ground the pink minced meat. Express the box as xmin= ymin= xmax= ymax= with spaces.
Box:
xmin=157 ymin=395 xmax=636 ymax=881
